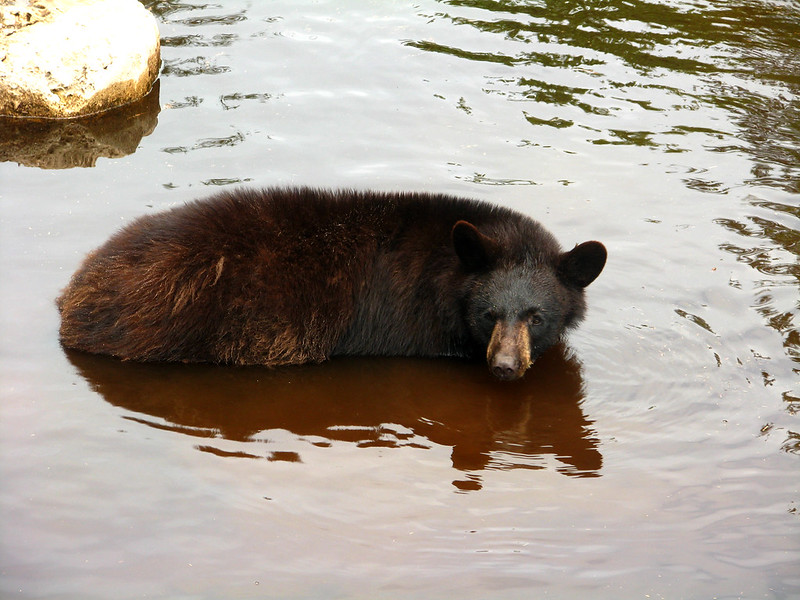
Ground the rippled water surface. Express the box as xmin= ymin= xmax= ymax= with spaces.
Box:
xmin=1 ymin=1 xmax=798 ymax=598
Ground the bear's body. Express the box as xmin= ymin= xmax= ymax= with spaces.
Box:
xmin=58 ymin=188 xmax=606 ymax=380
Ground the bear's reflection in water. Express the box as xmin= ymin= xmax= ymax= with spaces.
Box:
xmin=66 ymin=345 xmax=602 ymax=490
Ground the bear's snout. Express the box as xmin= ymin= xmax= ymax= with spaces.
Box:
xmin=486 ymin=319 xmax=533 ymax=381
xmin=490 ymin=352 xmax=523 ymax=381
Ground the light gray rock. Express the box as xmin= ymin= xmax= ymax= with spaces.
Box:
xmin=0 ymin=0 xmax=160 ymax=118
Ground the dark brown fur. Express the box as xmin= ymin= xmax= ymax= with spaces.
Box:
xmin=58 ymin=187 xmax=606 ymax=379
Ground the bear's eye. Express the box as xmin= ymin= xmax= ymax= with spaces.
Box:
xmin=483 ymin=309 xmax=497 ymax=322
xmin=527 ymin=313 xmax=543 ymax=326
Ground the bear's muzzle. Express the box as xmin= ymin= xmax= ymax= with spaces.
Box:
xmin=486 ymin=319 xmax=533 ymax=381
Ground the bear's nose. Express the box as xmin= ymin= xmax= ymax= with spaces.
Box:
xmin=491 ymin=355 xmax=520 ymax=380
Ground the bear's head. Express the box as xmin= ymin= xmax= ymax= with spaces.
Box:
xmin=452 ymin=220 xmax=606 ymax=381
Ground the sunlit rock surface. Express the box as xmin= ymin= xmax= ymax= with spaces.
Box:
xmin=0 ymin=0 xmax=160 ymax=118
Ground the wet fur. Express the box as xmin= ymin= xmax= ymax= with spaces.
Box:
xmin=58 ymin=187 xmax=606 ymax=379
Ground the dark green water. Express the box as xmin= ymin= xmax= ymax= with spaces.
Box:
xmin=1 ymin=1 xmax=797 ymax=598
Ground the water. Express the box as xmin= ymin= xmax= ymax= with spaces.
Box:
xmin=1 ymin=0 xmax=798 ymax=598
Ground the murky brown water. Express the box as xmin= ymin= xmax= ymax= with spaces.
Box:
xmin=1 ymin=1 xmax=798 ymax=598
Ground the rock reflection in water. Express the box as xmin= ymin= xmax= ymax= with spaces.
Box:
xmin=65 ymin=345 xmax=601 ymax=490
xmin=0 ymin=80 xmax=160 ymax=170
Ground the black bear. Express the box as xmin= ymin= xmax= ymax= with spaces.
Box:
xmin=58 ymin=187 xmax=606 ymax=381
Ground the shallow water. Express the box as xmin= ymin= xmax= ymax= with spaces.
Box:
xmin=1 ymin=1 xmax=798 ymax=598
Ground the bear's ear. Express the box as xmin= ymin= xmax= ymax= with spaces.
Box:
xmin=558 ymin=241 xmax=607 ymax=288
xmin=452 ymin=221 xmax=499 ymax=271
